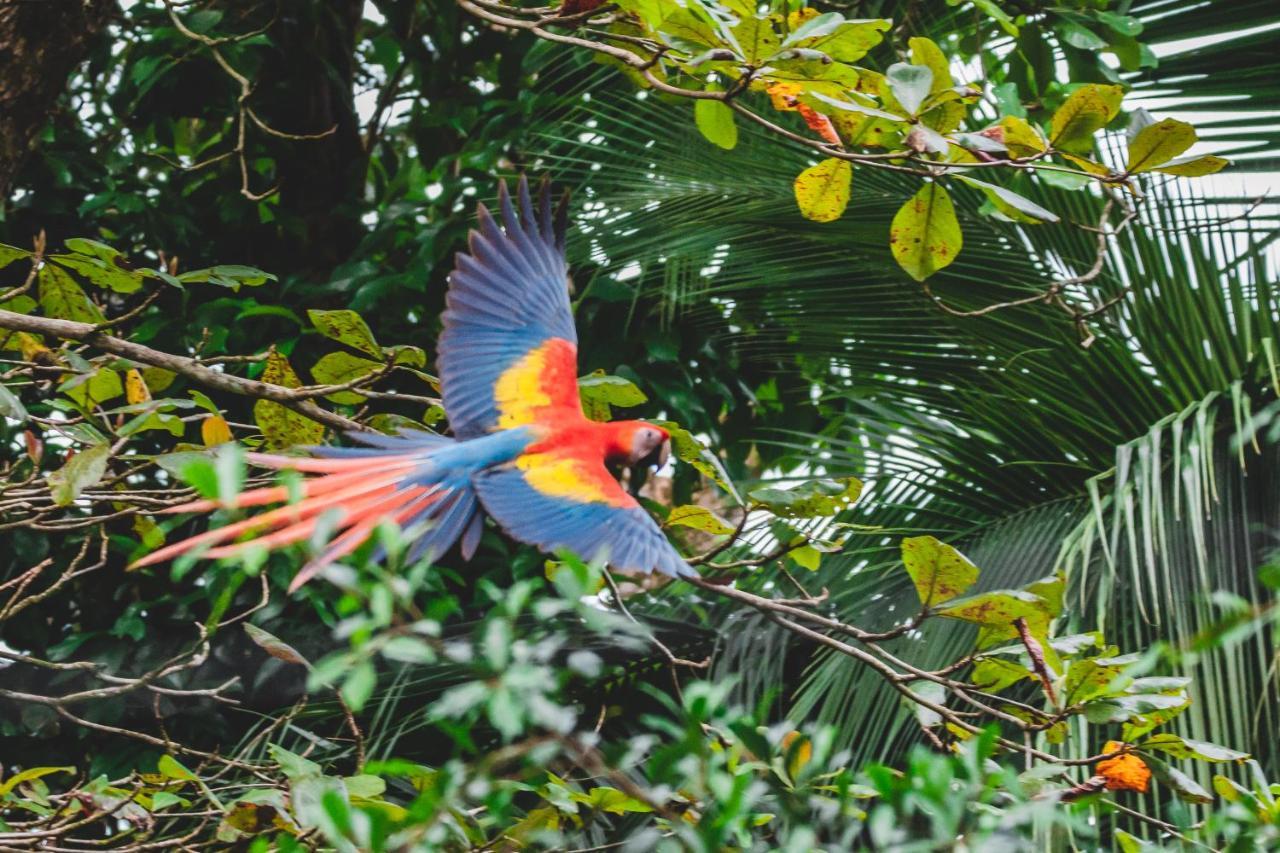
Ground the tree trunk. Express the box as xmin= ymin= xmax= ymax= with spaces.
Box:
xmin=0 ymin=0 xmax=116 ymax=198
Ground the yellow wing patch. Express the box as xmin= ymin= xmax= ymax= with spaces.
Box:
xmin=516 ymin=453 xmax=621 ymax=505
xmin=494 ymin=346 xmax=552 ymax=429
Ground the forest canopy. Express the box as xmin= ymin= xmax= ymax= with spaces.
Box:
xmin=1 ymin=0 xmax=1278 ymax=850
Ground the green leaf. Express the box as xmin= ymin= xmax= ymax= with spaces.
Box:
xmin=60 ymin=367 xmax=124 ymax=408
xmin=0 ymin=384 xmax=28 ymax=423
xmin=748 ymin=477 xmax=863 ymax=518
xmin=0 ymin=243 xmax=31 ymax=271
xmin=47 ymin=443 xmax=111 ymax=506
xmin=1048 ymin=84 xmax=1124 ymax=154
xmin=308 ymin=309 xmax=381 ymax=358
xmin=342 ymin=775 xmax=386 ymax=799
xmin=311 ymin=351 xmax=383 ymax=404
xmin=267 ymin=744 xmax=323 ymax=781
xmin=1126 ymin=118 xmax=1197 ymax=173
xmin=788 ymin=16 xmax=890 ymax=63
xmin=569 ymin=787 xmax=654 ymax=815
xmin=937 ymin=589 xmax=1047 ymax=627
xmin=731 ymin=16 xmax=779 ymax=64
xmin=901 ymin=534 xmax=980 ymax=606
xmin=38 ymin=263 xmax=106 ymax=324
xmin=341 ymin=661 xmax=377 ymax=712
xmin=793 ymin=158 xmax=852 ymax=223
xmin=1140 ymin=734 xmax=1249 ymax=763
xmin=655 ymin=420 xmax=730 ymax=491
xmin=254 ymin=350 xmax=324 ymax=449
xmin=666 ymin=504 xmax=735 ymax=535
xmin=971 ymin=657 xmax=1033 ymax=692
xmin=1155 ymin=764 xmax=1214 ymax=804
xmin=1154 ymin=154 xmax=1229 ymax=177
xmin=157 ymin=754 xmax=198 ymax=782
xmin=578 ymin=372 xmax=647 ymax=421
xmin=889 ymin=182 xmax=962 ymax=281
xmin=885 ymin=63 xmax=933 ymax=116
xmin=954 ymin=175 xmax=1060 ymax=224
xmin=789 ymin=544 xmax=822 ymax=571
xmin=695 ymin=95 xmax=737 ymax=151
xmin=0 ymin=766 xmax=73 ymax=797
xmin=49 ymin=254 xmax=142 ymax=294
xmin=908 ymin=37 xmax=952 ymax=93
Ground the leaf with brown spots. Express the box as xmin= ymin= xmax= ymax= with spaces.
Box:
xmin=793 ymin=158 xmax=852 ymax=223
xmin=901 ymin=534 xmax=980 ymax=606
xmin=889 ymin=182 xmax=961 ymax=281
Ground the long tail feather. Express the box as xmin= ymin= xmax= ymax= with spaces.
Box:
xmin=128 ymin=430 xmax=520 ymax=586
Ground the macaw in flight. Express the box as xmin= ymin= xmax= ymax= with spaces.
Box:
xmin=132 ymin=178 xmax=696 ymax=589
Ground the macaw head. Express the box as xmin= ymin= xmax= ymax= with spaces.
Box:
xmin=611 ymin=422 xmax=670 ymax=469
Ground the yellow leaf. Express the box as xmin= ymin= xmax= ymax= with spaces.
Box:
xmin=201 ymin=415 xmax=233 ymax=446
xmin=1154 ymin=154 xmax=1229 ymax=178
xmin=1049 ymin=84 xmax=1124 ymax=154
xmin=793 ymin=158 xmax=852 ymax=223
xmin=787 ymin=7 xmax=819 ymax=30
xmin=998 ymin=116 xmax=1048 ymax=158
xmin=889 ymin=182 xmax=962 ymax=281
xmin=124 ymin=368 xmax=151 ymax=405
xmin=1126 ymin=118 xmax=1196 ymax=173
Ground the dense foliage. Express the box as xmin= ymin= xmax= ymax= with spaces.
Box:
xmin=1 ymin=0 xmax=1278 ymax=849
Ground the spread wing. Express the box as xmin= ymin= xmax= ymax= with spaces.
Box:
xmin=439 ymin=177 xmax=582 ymax=439
xmin=474 ymin=450 xmax=694 ymax=578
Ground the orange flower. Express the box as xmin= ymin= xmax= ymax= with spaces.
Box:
xmin=1096 ymin=741 xmax=1151 ymax=793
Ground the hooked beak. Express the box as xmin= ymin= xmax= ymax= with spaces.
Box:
xmin=639 ymin=438 xmax=670 ymax=470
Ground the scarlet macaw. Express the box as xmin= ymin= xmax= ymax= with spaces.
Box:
xmin=132 ymin=178 xmax=696 ymax=588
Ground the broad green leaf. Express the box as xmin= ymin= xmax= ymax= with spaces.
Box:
xmin=311 ymin=351 xmax=383 ymax=404
xmin=0 ymin=243 xmax=31 ymax=271
xmin=789 ymin=16 xmax=890 ymax=62
xmin=341 ymin=661 xmax=377 ymax=711
xmin=157 ymin=754 xmax=198 ymax=781
xmin=655 ymin=420 xmax=730 ymax=491
xmin=731 ymin=16 xmax=779 ymax=63
xmin=308 ymin=309 xmax=381 ymax=357
xmin=955 ymin=175 xmax=1060 ymax=224
xmin=0 ymin=766 xmax=74 ymax=797
xmin=267 ymin=744 xmax=323 ymax=781
xmin=971 ymin=657 xmax=1033 ymax=692
xmin=901 ymin=534 xmax=980 ymax=606
xmin=1126 ymin=118 xmax=1197 ymax=173
xmin=1083 ymin=692 xmax=1189 ymax=725
xmin=967 ymin=0 xmax=1018 ymax=35
xmin=793 ymin=158 xmax=852 ymax=223
xmin=998 ymin=116 xmax=1048 ymax=158
xmin=569 ymin=787 xmax=655 ymax=814
xmin=343 ymin=775 xmax=386 ymax=799
xmin=61 ymin=367 xmax=123 ymax=408
xmin=383 ymin=344 xmax=426 ymax=367
xmin=0 ymin=384 xmax=28 ymax=423
xmin=0 ymin=294 xmax=36 ymax=314
xmin=889 ymin=182 xmax=962 ymax=281
xmin=666 ymin=504 xmax=735 ymax=535
xmin=937 ymin=589 xmax=1047 ymax=627
xmin=578 ymin=372 xmax=647 ymax=421
xmin=1049 ymin=84 xmax=1124 ymax=154
xmin=789 ymin=544 xmax=822 ymax=571
xmin=1154 ymin=154 xmax=1229 ymax=177
xmin=254 ymin=350 xmax=324 ymax=449
xmin=1156 ymin=765 xmax=1213 ymax=804
xmin=908 ymin=37 xmax=952 ymax=92
xmin=885 ymin=63 xmax=933 ymax=116
xmin=748 ymin=477 xmax=862 ymax=518
xmin=1212 ymin=774 xmax=1252 ymax=802
xmin=1063 ymin=657 xmax=1126 ymax=705
xmin=47 ymin=443 xmax=111 ymax=506
xmin=49 ymin=254 xmax=142 ymax=294
xmin=1140 ymin=734 xmax=1249 ymax=763
xmin=63 ymin=237 xmax=119 ymax=261
xmin=695 ymin=94 xmax=738 ymax=150
xmin=39 ymin=263 xmax=106 ymax=324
